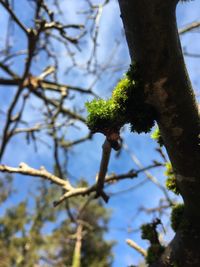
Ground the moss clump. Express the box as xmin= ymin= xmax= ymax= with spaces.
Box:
xmin=85 ymin=98 xmax=124 ymax=134
xmin=85 ymin=64 xmax=156 ymax=136
xmin=141 ymin=219 xmax=165 ymax=265
xmin=146 ymin=244 xmax=165 ymax=265
xmin=165 ymin=162 xmax=180 ymax=195
xmin=171 ymin=203 xmax=184 ymax=232
xmin=141 ymin=223 xmax=156 ymax=242
xmin=112 ymin=77 xmax=132 ymax=109
xmin=141 ymin=219 xmax=161 ymax=244
xmin=151 ymin=126 xmax=164 ymax=146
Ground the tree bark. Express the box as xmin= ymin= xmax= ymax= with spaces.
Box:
xmin=72 ymin=224 xmax=83 ymax=267
xmin=118 ymin=0 xmax=200 ymax=266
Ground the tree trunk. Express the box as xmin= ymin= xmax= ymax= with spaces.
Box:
xmin=118 ymin=0 xmax=200 ymax=266
xmin=72 ymin=224 xmax=82 ymax=267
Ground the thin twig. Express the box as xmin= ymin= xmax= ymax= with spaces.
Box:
xmin=179 ymin=21 xmax=200 ymax=35
xmin=0 ymin=0 xmax=28 ymax=35
xmin=95 ymin=138 xmax=111 ymax=202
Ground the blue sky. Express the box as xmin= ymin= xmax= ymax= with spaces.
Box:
xmin=0 ymin=0 xmax=200 ymax=266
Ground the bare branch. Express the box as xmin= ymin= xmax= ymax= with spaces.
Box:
xmin=0 ymin=0 xmax=28 ymax=35
xmin=126 ymin=239 xmax=147 ymax=257
xmin=0 ymin=162 xmax=73 ymax=190
xmin=0 ymin=62 xmax=19 ymax=78
xmin=123 ymin=143 xmax=173 ymax=206
xmin=179 ymin=21 xmax=200 ymax=35
xmin=59 ymin=133 xmax=92 ymax=149
xmin=0 ymin=161 xmax=161 ymax=207
xmin=32 ymin=89 xmax=86 ymax=123
xmin=95 ymin=139 xmax=111 ymax=202
xmin=0 ymin=76 xmax=97 ymax=96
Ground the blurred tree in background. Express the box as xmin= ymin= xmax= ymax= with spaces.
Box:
xmin=0 ymin=176 xmax=114 ymax=267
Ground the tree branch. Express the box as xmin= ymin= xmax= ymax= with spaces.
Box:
xmin=179 ymin=21 xmax=200 ymax=35
xmin=126 ymin=239 xmax=147 ymax=257
xmin=0 ymin=161 xmax=161 ymax=206
xmin=0 ymin=0 xmax=28 ymax=35
xmin=95 ymin=138 xmax=111 ymax=202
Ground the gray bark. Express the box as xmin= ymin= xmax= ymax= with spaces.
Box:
xmin=118 ymin=0 xmax=200 ymax=266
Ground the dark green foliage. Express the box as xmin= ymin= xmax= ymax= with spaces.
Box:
xmin=0 ymin=180 xmax=114 ymax=267
xmin=0 ymin=174 xmax=14 ymax=203
xmin=141 ymin=219 xmax=165 ymax=265
xmin=171 ymin=203 xmax=185 ymax=232
xmin=141 ymin=219 xmax=160 ymax=244
xmin=165 ymin=162 xmax=180 ymax=195
xmin=55 ymin=189 xmax=114 ymax=267
xmin=126 ymin=66 xmax=156 ymax=133
xmin=151 ymin=126 xmax=164 ymax=146
xmin=86 ymin=64 xmax=156 ymax=135
xmin=141 ymin=223 xmax=156 ymax=242
xmin=146 ymin=244 xmax=165 ymax=265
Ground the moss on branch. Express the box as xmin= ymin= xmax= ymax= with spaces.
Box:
xmin=85 ymin=64 xmax=156 ymax=136
xmin=165 ymin=162 xmax=180 ymax=195
xmin=171 ymin=203 xmax=185 ymax=232
xmin=146 ymin=244 xmax=165 ymax=265
xmin=141 ymin=219 xmax=165 ymax=265
xmin=151 ymin=126 xmax=164 ymax=146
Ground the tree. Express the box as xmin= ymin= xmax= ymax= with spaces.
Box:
xmin=0 ymin=0 xmax=199 ymax=266
xmin=117 ymin=0 xmax=200 ymax=266
xmin=0 ymin=177 xmax=114 ymax=267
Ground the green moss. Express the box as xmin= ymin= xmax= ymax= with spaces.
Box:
xmin=129 ymin=108 xmax=155 ymax=133
xmin=165 ymin=162 xmax=180 ymax=195
xmin=85 ymin=64 xmax=156 ymax=136
xmin=141 ymin=223 xmax=155 ymax=242
xmin=141 ymin=219 xmax=162 ymax=244
xmin=141 ymin=219 xmax=165 ymax=265
xmin=146 ymin=244 xmax=165 ymax=265
xmin=171 ymin=203 xmax=184 ymax=232
xmin=112 ymin=77 xmax=132 ymax=108
xmin=151 ymin=126 xmax=164 ymax=146
xmin=85 ymin=99 xmax=122 ymax=133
